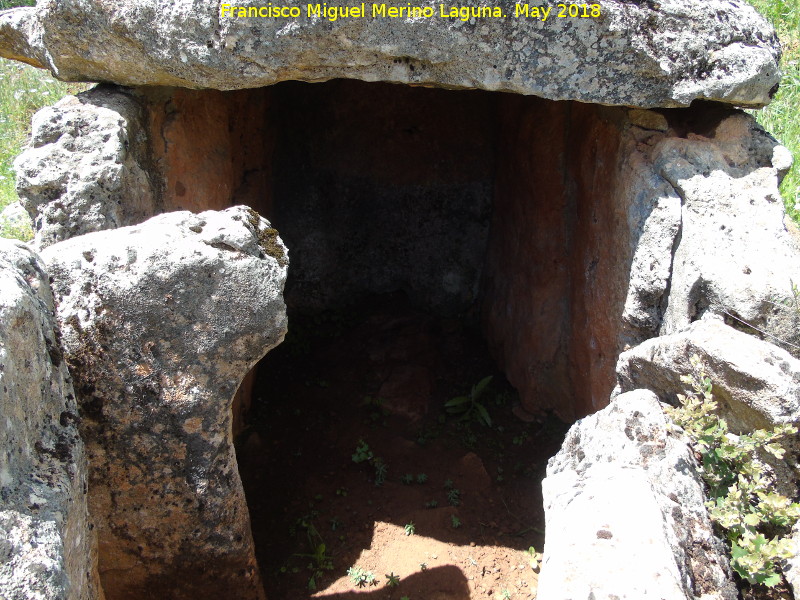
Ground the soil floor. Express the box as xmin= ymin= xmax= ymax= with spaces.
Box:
xmin=236 ymin=294 xmax=570 ymax=600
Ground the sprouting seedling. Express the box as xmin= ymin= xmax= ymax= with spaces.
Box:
xmin=373 ymin=458 xmax=388 ymax=487
xmin=451 ymin=514 xmax=461 ymax=529
xmin=447 ymin=488 xmax=461 ymax=506
xmin=347 ymin=566 xmax=377 ymax=588
xmin=386 ymin=572 xmax=401 ymax=587
xmin=444 ymin=375 xmax=494 ymax=426
xmin=404 ymin=522 xmax=416 ymax=536
xmin=416 ymin=473 xmax=428 ymax=484
xmin=352 ymin=440 xmax=373 ymax=463
xmin=401 ymin=473 xmax=414 ymax=485
xmin=425 ymin=499 xmax=438 ymax=509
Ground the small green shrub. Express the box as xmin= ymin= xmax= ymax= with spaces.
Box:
xmin=404 ymin=522 xmax=415 ymax=536
xmin=347 ymin=566 xmax=377 ymax=588
xmin=445 ymin=375 xmax=494 ymax=426
xmin=666 ymin=355 xmax=800 ymax=587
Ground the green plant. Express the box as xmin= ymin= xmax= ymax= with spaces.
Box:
xmin=665 ymin=355 xmax=800 ymax=587
xmin=450 ymin=514 xmax=461 ymax=529
xmin=404 ymin=522 xmax=416 ymax=536
xmin=347 ymin=566 xmax=377 ymax=588
xmin=373 ymin=457 xmax=388 ymax=487
xmin=500 ymin=589 xmax=512 ymax=600
xmin=425 ymin=499 xmax=438 ymax=509
xmin=419 ymin=562 xmax=428 ymax=571
xmin=0 ymin=1 xmax=35 ymax=10
xmin=401 ymin=473 xmax=414 ymax=485
xmin=385 ymin=572 xmax=401 ymax=587
xmin=747 ymin=0 xmax=800 ymax=221
xmin=352 ymin=440 xmax=388 ymax=486
xmin=352 ymin=439 xmax=374 ymax=463
xmin=447 ymin=488 xmax=461 ymax=507
xmin=292 ymin=513 xmax=334 ymax=591
xmin=445 ymin=375 xmax=494 ymax=426
xmin=416 ymin=473 xmax=428 ymax=484
xmin=444 ymin=479 xmax=454 ymax=489
xmin=512 ymin=431 xmax=529 ymax=446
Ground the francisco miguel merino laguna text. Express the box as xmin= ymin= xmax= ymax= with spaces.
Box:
xmin=221 ymin=3 xmax=510 ymax=21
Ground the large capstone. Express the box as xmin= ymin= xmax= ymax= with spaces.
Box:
xmin=0 ymin=0 xmax=781 ymax=108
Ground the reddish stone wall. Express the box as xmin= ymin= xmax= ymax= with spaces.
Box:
xmin=140 ymin=81 xmax=630 ymax=423
xmin=143 ymin=87 xmax=274 ymax=216
xmin=482 ymin=99 xmax=626 ymax=421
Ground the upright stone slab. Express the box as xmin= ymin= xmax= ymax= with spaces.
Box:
xmin=0 ymin=239 xmax=100 ymax=600
xmin=41 ymin=207 xmax=288 ymax=600
xmin=14 ymin=86 xmax=156 ymax=250
xmin=538 ymin=390 xmax=736 ymax=600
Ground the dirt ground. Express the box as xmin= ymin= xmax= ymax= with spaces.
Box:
xmin=236 ymin=294 xmax=570 ymax=600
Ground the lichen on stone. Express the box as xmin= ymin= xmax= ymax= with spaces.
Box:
xmin=246 ymin=207 xmax=287 ymax=267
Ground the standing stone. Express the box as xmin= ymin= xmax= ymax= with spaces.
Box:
xmin=615 ymin=317 xmax=800 ymax=433
xmin=14 ymin=86 xmax=155 ymax=250
xmin=619 ymin=112 xmax=798 ymax=352
xmin=0 ymin=239 xmax=101 ymax=600
xmin=41 ymin=207 xmax=288 ymax=600
xmin=538 ymin=390 xmax=736 ymax=600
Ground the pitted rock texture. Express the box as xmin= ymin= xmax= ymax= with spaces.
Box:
xmin=615 ymin=317 xmax=800 ymax=433
xmin=40 ymin=207 xmax=288 ymax=600
xmin=0 ymin=239 xmax=100 ymax=600
xmin=618 ymin=111 xmax=799 ymax=352
xmin=0 ymin=0 xmax=780 ymax=108
xmin=14 ymin=85 xmax=155 ymax=250
xmin=538 ymin=389 xmax=737 ymax=600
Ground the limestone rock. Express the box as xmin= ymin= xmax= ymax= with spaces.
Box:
xmin=0 ymin=239 xmax=100 ymax=600
xmin=538 ymin=389 xmax=736 ymax=600
xmin=615 ymin=317 xmax=800 ymax=433
xmin=0 ymin=0 xmax=780 ymax=108
xmin=14 ymin=85 xmax=155 ymax=250
xmin=41 ymin=206 xmax=288 ymax=600
xmin=620 ymin=112 xmax=799 ymax=352
xmin=656 ymin=114 xmax=800 ymax=348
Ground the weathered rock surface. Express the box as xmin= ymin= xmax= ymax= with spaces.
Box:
xmin=0 ymin=239 xmax=100 ymax=600
xmin=538 ymin=389 xmax=737 ymax=600
xmin=40 ymin=207 xmax=288 ymax=600
xmin=14 ymin=85 xmax=155 ymax=250
xmin=0 ymin=0 xmax=780 ymax=108
xmin=615 ymin=317 xmax=800 ymax=433
xmin=619 ymin=111 xmax=799 ymax=352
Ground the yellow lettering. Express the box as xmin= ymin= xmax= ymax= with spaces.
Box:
xmin=308 ymin=3 xmax=321 ymax=16
xmin=372 ymin=3 xmax=386 ymax=16
xmin=515 ymin=3 xmax=529 ymax=16
xmin=220 ymin=3 xmax=232 ymax=16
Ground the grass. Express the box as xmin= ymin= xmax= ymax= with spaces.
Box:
xmin=0 ymin=57 xmax=88 ymax=239
xmin=747 ymin=0 xmax=800 ymax=220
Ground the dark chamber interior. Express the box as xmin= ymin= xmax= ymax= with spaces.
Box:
xmin=144 ymin=78 xmax=631 ymax=597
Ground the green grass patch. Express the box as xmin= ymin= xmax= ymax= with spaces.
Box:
xmin=748 ymin=0 xmax=800 ymax=221
xmin=0 ymin=1 xmax=36 ymax=9
xmin=0 ymin=58 xmax=88 ymax=238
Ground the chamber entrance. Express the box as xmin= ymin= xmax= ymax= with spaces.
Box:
xmin=149 ymin=78 xmax=629 ymax=598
